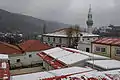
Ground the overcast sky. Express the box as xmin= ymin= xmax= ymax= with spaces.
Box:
xmin=0 ymin=0 xmax=119 ymax=27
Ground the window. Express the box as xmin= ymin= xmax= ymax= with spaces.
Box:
xmin=93 ymin=38 xmax=96 ymax=40
xmin=56 ymin=45 xmax=61 ymax=47
xmin=50 ymin=44 xmax=53 ymax=46
xmin=96 ymin=47 xmax=100 ymax=52
xmin=82 ymin=39 xmax=84 ymax=41
xmin=87 ymin=38 xmax=90 ymax=40
xmin=95 ymin=46 xmax=106 ymax=53
xmin=101 ymin=48 xmax=105 ymax=52
xmin=29 ymin=54 xmax=32 ymax=58
xmin=16 ymin=59 xmax=20 ymax=63
xmin=59 ymin=38 xmax=62 ymax=43
xmin=86 ymin=48 xmax=90 ymax=52
xmin=48 ymin=37 xmax=50 ymax=41
xmin=116 ymin=48 xmax=120 ymax=55
xmin=53 ymin=37 xmax=55 ymax=42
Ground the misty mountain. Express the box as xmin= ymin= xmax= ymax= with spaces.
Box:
xmin=0 ymin=9 xmax=69 ymax=36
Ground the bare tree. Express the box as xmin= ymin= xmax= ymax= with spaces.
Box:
xmin=66 ymin=26 xmax=74 ymax=47
xmin=66 ymin=25 xmax=80 ymax=48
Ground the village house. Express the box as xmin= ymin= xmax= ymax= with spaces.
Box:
xmin=42 ymin=28 xmax=80 ymax=48
xmin=92 ymin=38 xmax=120 ymax=60
xmin=42 ymin=28 xmax=99 ymax=51
xmin=0 ymin=41 xmax=23 ymax=69
xmin=37 ymin=47 xmax=108 ymax=71
xmin=0 ymin=40 xmax=51 ymax=69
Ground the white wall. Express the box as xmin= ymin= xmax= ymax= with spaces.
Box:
xmin=78 ymin=43 xmax=91 ymax=52
xmin=43 ymin=36 xmax=68 ymax=47
xmin=10 ymin=51 xmax=42 ymax=68
xmin=78 ymin=37 xmax=98 ymax=52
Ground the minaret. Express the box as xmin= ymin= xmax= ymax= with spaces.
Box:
xmin=86 ymin=4 xmax=93 ymax=33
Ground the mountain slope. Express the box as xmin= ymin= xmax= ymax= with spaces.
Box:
xmin=0 ymin=9 xmax=69 ymax=35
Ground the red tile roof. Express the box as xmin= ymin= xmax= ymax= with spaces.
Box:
xmin=0 ymin=41 xmax=23 ymax=54
xmin=92 ymin=38 xmax=120 ymax=46
xmin=19 ymin=40 xmax=51 ymax=52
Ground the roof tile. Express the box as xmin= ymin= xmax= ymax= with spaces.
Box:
xmin=19 ymin=40 xmax=51 ymax=52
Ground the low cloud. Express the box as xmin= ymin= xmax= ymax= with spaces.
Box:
xmin=0 ymin=0 xmax=120 ymax=27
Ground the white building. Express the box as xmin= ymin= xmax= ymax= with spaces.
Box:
xmin=0 ymin=40 xmax=51 ymax=69
xmin=42 ymin=28 xmax=79 ymax=47
xmin=77 ymin=32 xmax=99 ymax=52
xmin=42 ymin=28 xmax=99 ymax=51
xmin=10 ymin=40 xmax=51 ymax=69
xmin=37 ymin=47 xmax=108 ymax=70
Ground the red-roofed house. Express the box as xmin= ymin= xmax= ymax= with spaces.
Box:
xmin=0 ymin=40 xmax=51 ymax=69
xmin=0 ymin=41 xmax=24 ymax=69
xmin=10 ymin=40 xmax=51 ymax=68
xmin=19 ymin=40 xmax=51 ymax=52
xmin=92 ymin=38 xmax=120 ymax=60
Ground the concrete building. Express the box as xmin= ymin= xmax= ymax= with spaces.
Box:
xmin=10 ymin=40 xmax=51 ymax=69
xmin=37 ymin=47 xmax=108 ymax=71
xmin=42 ymin=28 xmax=99 ymax=52
xmin=42 ymin=28 xmax=80 ymax=48
xmin=0 ymin=54 xmax=10 ymax=80
xmin=0 ymin=40 xmax=51 ymax=69
xmin=77 ymin=32 xmax=99 ymax=52
xmin=92 ymin=38 xmax=120 ymax=60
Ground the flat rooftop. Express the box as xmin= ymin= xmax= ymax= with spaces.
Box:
xmin=87 ymin=60 xmax=120 ymax=70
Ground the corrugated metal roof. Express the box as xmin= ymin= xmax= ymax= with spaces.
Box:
xmin=37 ymin=52 xmax=65 ymax=69
xmin=87 ymin=60 xmax=120 ymax=70
xmin=11 ymin=67 xmax=94 ymax=80
xmin=38 ymin=47 xmax=109 ymax=69
xmin=93 ymin=38 xmax=120 ymax=46
xmin=38 ymin=47 xmax=89 ymax=68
